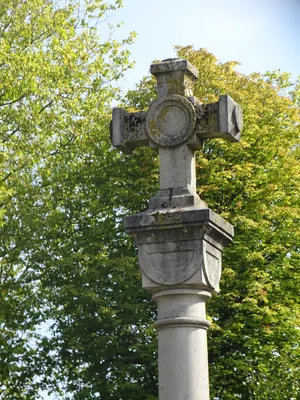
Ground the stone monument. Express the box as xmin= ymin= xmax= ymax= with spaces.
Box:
xmin=110 ymin=58 xmax=243 ymax=400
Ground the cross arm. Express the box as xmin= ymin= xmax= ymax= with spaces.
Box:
xmin=192 ymin=94 xmax=243 ymax=143
xmin=110 ymin=108 xmax=149 ymax=154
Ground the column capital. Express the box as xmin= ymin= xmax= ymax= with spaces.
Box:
xmin=124 ymin=207 xmax=233 ymax=293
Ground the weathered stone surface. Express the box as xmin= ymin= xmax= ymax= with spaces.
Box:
xmin=151 ymin=58 xmax=198 ymax=98
xmin=124 ymin=207 xmax=233 ymax=293
xmin=110 ymin=61 xmax=243 ymax=151
xmin=146 ymin=94 xmax=196 ymax=147
xmin=150 ymin=58 xmax=198 ymax=79
xmin=124 ymin=207 xmax=233 ymax=235
xmin=110 ymin=109 xmax=148 ymax=153
xmin=110 ymin=58 xmax=243 ymax=210
xmin=193 ymin=94 xmax=242 ymax=142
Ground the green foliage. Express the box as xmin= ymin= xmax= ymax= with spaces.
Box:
xmin=0 ymin=0 xmax=137 ymax=397
xmin=0 ymin=6 xmax=299 ymax=398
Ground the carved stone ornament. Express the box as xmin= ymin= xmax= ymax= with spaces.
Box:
xmin=137 ymin=238 xmax=223 ymax=291
xmin=146 ymin=94 xmax=196 ymax=147
xmin=124 ymin=208 xmax=233 ymax=293
xmin=137 ymin=237 xmax=223 ymax=291
xmin=203 ymin=241 xmax=222 ymax=289
xmin=138 ymin=239 xmax=203 ymax=286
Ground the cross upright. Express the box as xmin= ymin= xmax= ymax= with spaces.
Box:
xmin=111 ymin=58 xmax=243 ymax=209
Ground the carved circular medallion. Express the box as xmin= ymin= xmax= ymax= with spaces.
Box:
xmin=146 ymin=95 xmax=196 ymax=147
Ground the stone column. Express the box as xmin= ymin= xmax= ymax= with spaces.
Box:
xmin=111 ymin=57 xmax=242 ymax=400
xmin=154 ymin=288 xmax=211 ymax=400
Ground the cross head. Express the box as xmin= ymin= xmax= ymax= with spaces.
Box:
xmin=110 ymin=58 xmax=243 ymax=209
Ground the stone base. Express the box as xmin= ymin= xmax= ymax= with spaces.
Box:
xmin=148 ymin=188 xmax=205 ymax=209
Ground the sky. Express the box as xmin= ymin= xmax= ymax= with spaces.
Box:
xmin=106 ymin=0 xmax=300 ymax=93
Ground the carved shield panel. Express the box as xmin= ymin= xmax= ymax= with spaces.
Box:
xmin=138 ymin=240 xmax=203 ymax=285
xmin=203 ymin=242 xmax=222 ymax=290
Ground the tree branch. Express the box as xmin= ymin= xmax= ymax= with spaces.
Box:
xmin=0 ymin=94 xmax=26 ymax=107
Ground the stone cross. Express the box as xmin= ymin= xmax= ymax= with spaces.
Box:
xmin=111 ymin=58 xmax=243 ymax=209
xmin=111 ymin=58 xmax=242 ymax=400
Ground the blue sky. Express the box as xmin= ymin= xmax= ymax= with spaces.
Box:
xmin=107 ymin=0 xmax=300 ymax=92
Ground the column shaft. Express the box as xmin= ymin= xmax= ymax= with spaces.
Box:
xmin=153 ymin=289 xmax=211 ymax=400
